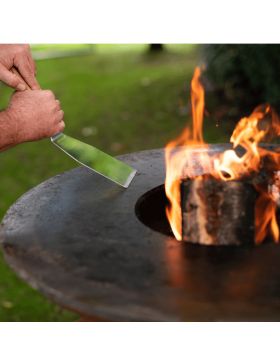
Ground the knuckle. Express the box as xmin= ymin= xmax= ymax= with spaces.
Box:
xmin=45 ymin=90 xmax=54 ymax=98
xmin=43 ymin=90 xmax=54 ymax=99
xmin=20 ymin=44 xmax=30 ymax=53
xmin=55 ymin=100 xmax=61 ymax=110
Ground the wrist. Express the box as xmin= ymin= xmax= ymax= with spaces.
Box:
xmin=0 ymin=108 xmax=20 ymax=149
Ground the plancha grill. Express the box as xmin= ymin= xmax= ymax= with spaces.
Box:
xmin=1 ymin=144 xmax=280 ymax=321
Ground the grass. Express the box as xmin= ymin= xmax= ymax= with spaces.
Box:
xmin=0 ymin=44 xmax=231 ymax=321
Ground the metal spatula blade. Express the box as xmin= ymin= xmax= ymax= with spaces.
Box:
xmin=51 ymin=133 xmax=137 ymax=188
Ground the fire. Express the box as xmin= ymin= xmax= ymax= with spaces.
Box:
xmin=165 ymin=66 xmax=280 ymax=244
xmin=255 ymin=186 xmax=279 ymax=244
xmin=165 ymin=67 xmax=211 ymax=240
xmin=214 ymin=105 xmax=272 ymax=181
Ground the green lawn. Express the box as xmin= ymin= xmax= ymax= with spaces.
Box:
xmin=0 ymin=44 xmax=231 ymax=321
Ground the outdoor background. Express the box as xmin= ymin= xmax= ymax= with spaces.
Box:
xmin=0 ymin=44 xmax=279 ymax=321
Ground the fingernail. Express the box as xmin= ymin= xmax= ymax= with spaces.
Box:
xmin=17 ymin=83 xmax=26 ymax=91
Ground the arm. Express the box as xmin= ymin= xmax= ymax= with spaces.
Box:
xmin=0 ymin=109 xmax=16 ymax=151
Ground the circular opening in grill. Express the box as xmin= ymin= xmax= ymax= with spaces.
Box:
xmin=134 ymin=179 xmax=266 ymax=246
xmin=135 ymin=184 xmax=174 ymax=238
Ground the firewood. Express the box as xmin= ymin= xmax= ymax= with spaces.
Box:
xmin=180 ymin=175 xmax=257 ymax=245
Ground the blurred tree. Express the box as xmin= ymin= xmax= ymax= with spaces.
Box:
xmin=149 ymin=44 xmax=164 ymax=52
xmin=203 ymin=45 xmax=280 ymax=122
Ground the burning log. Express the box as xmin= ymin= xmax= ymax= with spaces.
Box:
xmin=180 ymin=175 xmax=257 ymax=246
xmin=165 ymin=66 xmax=280 ymax=245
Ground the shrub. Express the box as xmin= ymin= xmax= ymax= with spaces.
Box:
xmin=203 ymin=44 xmax=280 ymax=121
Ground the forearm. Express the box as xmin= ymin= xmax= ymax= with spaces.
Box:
xmin=0 ymin=109 xmax=17 ymax=151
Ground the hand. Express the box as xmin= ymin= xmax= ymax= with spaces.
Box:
xmin=3 ymin=90 xmax=65 ymax=146
xmin=0 ymin=44 xmax=40 ymax=91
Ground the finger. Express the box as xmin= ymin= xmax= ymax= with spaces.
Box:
xmin=53 ymin=121 xmax=65 ymax=135
xmin=55 ymin=110 xmax=64 ymax=123
xmin=55 ymin=99 xmax=61 ymax=111
xmin=0 ymin=63 xmax=26 ymax=91
xmin=27 ymin=53 xmax=36 ymax=73
xmin=59 ymin=121 xmax=65 ymax=130
xmin=27 ymin=53 xmax=39 ymax=83
xmin=23 ymin=44 xmax=37 ymax=76
xmin=43 ymin=90 xmax=55 ymax=99
xmin=15 ymin=55 xmax=40 ymax=90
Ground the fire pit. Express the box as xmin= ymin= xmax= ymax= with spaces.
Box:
xmin=2 ymin=144 xmax=280 ymax=321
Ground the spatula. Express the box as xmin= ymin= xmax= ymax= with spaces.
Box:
xmin=11 ymin=67 xmax=137 ymax=188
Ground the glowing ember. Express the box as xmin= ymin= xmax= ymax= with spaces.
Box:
xmin=165 ymin=66 xmax=280 ymax=244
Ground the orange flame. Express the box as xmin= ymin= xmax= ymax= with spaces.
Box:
xmin=214 ymin=105 xmax=271 ymax=181
xmin=165 ymin=67 xmax=210 ymax=240
xmin=255 ymin=186 xmax=279 ymax=244
xmin=191 ymin=67 xmax=205 ymax=143
xmin=165 ymin=66 xmax=280 ymax=244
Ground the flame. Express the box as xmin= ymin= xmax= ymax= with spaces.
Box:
xmin=191 ymin=67 xmax=205 ymax=143
xmin=165 ymin=67 xmax=210 ymax=240
xmin=165 ymin=66 xmax=280 ymax=244
xmin=214 ymin=105 xmax=271 ymax=181
xmin=255 ymin=186 xmax=279 ymax=244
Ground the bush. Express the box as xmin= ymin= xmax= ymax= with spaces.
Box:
xmin=203 ymin=45 xmax=280 ymax=121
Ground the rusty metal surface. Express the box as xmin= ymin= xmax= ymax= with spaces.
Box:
xmin=1 ymin=144 xmax=280 ymax=321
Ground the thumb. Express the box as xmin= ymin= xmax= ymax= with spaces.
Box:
xmin=0 ymin=64 xmax=27 ymax=91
